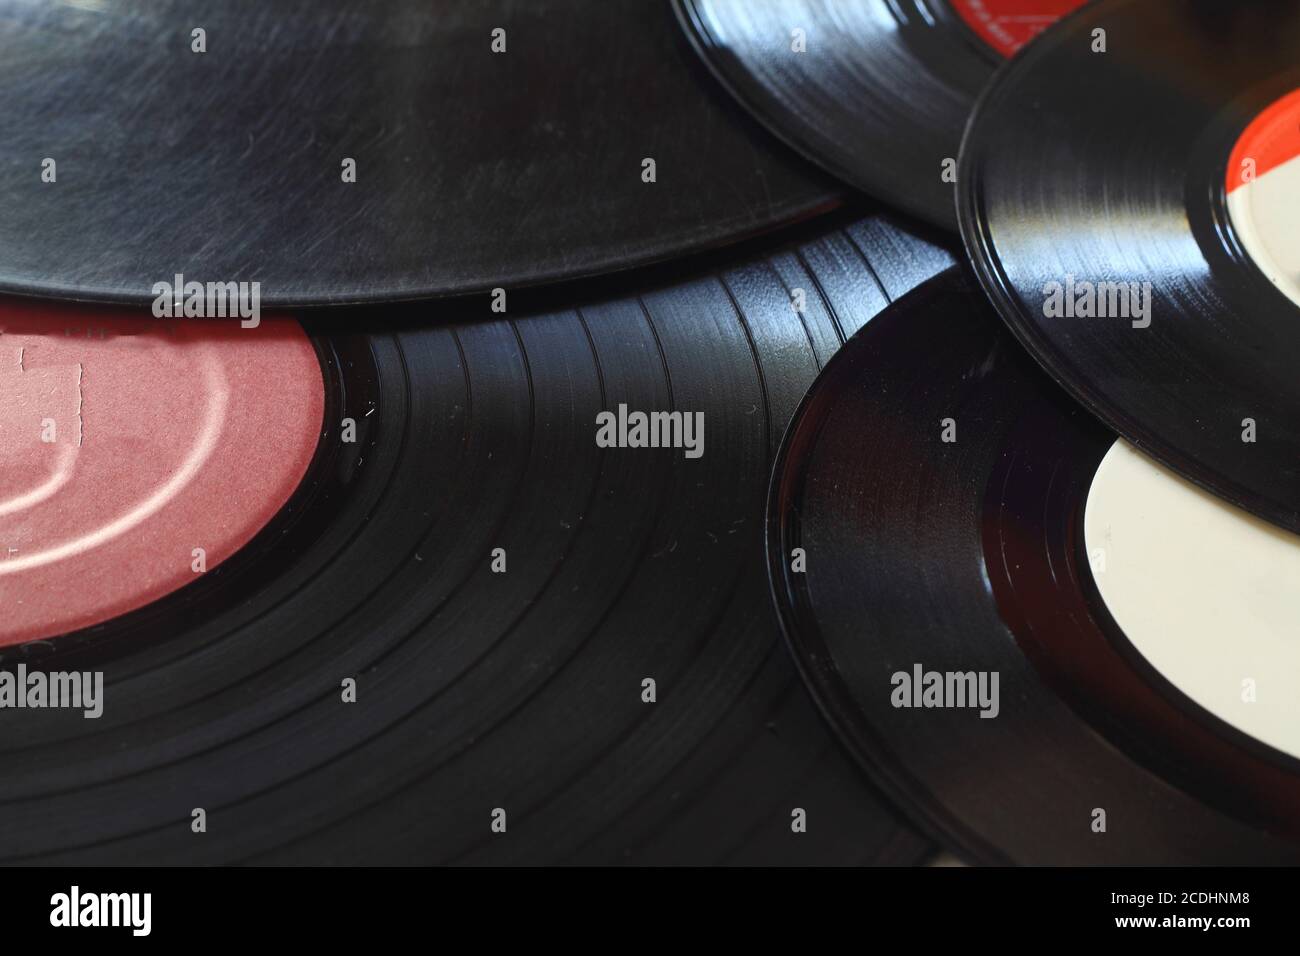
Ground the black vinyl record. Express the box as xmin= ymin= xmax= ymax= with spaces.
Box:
xmin=673 ymin=0 xmax=1084 ymax=229
xmin=767 ymin=268 xmax=1300 ymax=864
xmin=0 ymin=211 xmax=955 ymax=865
xmin=0 ymin=0 xmax=838 ymax=307
xmin=959 ymin=0 xmax=1300 ymax=534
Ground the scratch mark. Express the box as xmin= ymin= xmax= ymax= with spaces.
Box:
xmin=76 ymin=363 xmax=84 ymax=447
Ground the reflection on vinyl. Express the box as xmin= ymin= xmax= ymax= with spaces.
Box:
xmin=674 ymin=0 xmax=1083 ymax=228
xmin=0 ymin=0 xmax=838 ymax=306
xmin=767 ymin=269 xmax=1300 ymax=865
xmin=959 ymin=0 xmax=1300 ymax=534
xmin=0 ymin=211 xmax=954 ymax=865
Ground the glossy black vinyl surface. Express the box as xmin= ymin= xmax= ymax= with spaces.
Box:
xmin=768 ymin=269 xmax=1300 ymax=864
xmin=0 ymin=0 xmax=838 ymax=306
xmin=959 ymin=0 xmax=1300 ymax=534
xmin=675 ymin=0 xmax=1011 ymax=229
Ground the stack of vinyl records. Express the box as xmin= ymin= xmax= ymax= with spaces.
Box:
xmin=1 ymin=0 xmax=1297 ymax=868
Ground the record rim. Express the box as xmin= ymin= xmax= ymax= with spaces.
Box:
xmin=765 ymin=267 xmax=1004 ymax=864
xmin=0 ymin=195 xmax=840 ymax=310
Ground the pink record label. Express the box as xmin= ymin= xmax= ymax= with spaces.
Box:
xmin=0 ymin=309 xmax=323 ymax=646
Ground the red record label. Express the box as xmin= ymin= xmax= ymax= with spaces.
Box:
xmin=947 ymin=0 xmax=1085 ymax=59
xmin=1225 ymin=88 xmax=1300 ymax=309
xmin=1227 ymin=87 xmax=1300 ymax=192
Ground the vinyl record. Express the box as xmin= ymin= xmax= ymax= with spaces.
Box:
xmin=0 ymin=210 xmax=955 ymax=865
xmin=959 ymin=0 xmax=1300 ymax=534
xmin=767 ymin=268 xmax=1300 ymax=865
xmin=674 ymin=0 xmax=1084 ymax=229
xmin=0 ymin=0 xmax=839 ymax=307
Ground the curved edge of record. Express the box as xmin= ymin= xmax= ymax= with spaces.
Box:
xmin=671 ymin=0 xmax=961 ymax=231
xmin=763 ymin=266 xmax=993 ymax=863
xmin=0 ymin=191 xmax=835 ymax=310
